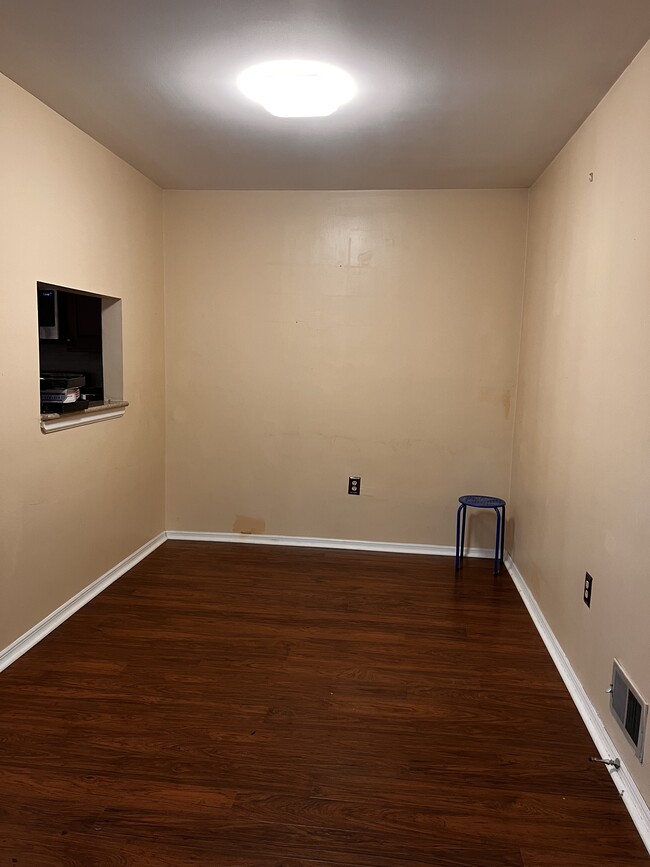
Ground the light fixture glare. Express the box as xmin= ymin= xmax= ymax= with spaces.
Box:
xmin=237 ymin=60 xmax=356 ymax=117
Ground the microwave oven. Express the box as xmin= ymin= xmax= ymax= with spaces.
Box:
xmin=38 ymin=287 xmax=59 ymax=340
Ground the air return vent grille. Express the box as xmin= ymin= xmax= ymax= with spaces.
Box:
xmin=610 ymin=659 xmax=647 ymax=762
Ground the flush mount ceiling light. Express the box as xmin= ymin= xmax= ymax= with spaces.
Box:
xmin=237 ymin=59 xmax=356 ymax=118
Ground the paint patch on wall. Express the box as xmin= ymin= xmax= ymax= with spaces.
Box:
xmin=233 ymin=515 xmax=266 ymax=534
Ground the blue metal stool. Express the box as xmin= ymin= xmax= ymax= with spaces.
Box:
xmin=455 ymin=495 xmax=506 ymax=575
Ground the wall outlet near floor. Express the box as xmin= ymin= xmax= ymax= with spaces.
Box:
xmin=584 ymin=572 xmax=593 ymax=607
xmin=348 ymin=476 xmax=361 ymax=495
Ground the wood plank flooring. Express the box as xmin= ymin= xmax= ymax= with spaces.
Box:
xmin=0 ymin=541 xmax=647 ymax=866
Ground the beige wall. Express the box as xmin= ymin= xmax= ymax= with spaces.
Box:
xmin=164 ymin=189 xmax=528 ymax=546
xmin=0 ymin=75 xmax=165 ymax=651
xmin=510 ymin=42 xmax=650 ymax=800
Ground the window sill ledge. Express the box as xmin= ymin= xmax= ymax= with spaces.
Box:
xmin=40 ymin=400 xmax=129 ymax=433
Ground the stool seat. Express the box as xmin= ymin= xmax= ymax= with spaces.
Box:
xmin=455 ymin=494 xmax=506 ymax=575
xmin=459 ymin=495 xmax=505 ymax=509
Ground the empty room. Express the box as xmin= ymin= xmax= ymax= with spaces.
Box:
xmin=1 ymin=1 xmax=649 ymax=864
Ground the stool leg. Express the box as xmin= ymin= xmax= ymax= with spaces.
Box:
xmin=455 ymin=504 xmax=463 ymax=570
xmin=493 ymin=507 xmax=501 ymax=575
xmin=500 ymin=505 xmax=506 ymax=565
xmin=460 ymin=505 xmax=466 ymax=563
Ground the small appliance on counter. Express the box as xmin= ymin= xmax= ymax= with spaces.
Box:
xmin=40 ymin=371 xmax=87 ymax=414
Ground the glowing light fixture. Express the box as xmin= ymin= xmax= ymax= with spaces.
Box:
xmin=237 ymin=59 xmax=356 ymax=117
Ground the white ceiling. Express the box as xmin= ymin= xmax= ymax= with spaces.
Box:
xmin=1 ymin=0 xmax=649 ymax=190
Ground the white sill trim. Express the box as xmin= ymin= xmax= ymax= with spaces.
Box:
xmin=40 ymin=401 xmax=128 ymax=433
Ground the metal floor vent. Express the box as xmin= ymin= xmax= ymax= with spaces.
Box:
xmin=610 ymin=659 xmax=647 ymax=762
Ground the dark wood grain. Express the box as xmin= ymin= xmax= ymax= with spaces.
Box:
xmin=0 ymin=541 xmax=647 ymax=866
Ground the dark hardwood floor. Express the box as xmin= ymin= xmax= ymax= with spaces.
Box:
xmin=0 ymin=541 xmax=647 ymax=866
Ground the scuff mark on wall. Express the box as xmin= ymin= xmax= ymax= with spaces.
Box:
xmin=356 ymin=249 xmax=374 ymax=268
xmin=233 ymin=515 xmax=266 ymax=534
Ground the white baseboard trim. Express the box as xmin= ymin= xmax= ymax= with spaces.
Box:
xmin=504 ymin=554 xmax=650 ymax=854
xmin=165 ymin=530 xmax=495 ymax=559
xmin=0 ymin=532 xmax=166 ymax=674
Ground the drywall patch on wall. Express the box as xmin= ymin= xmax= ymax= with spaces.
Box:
xmin=233 ymin=515 xmax=267 ymax=534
